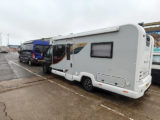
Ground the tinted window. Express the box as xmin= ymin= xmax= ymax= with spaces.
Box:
xmin=53 ymin=45 xmax=65 ymax=64
xmin=91 ymin=42 xmax=113 ymax=58
xmin=71 ymin=47 xmax=83 ymax=54
xmin=35 ymin=45 xmax=50 ymax=53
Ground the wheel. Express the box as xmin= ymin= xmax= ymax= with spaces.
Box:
xmin=43 ymin=63 xmax=51 ymax=74
xmin=28 ymin=60 xmax=32 ymax=66
xmin=82 ymin=77 xmax=93 ymax=91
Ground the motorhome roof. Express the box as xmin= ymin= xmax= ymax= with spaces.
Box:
xmin=23 ymin=40 xmax=49 ymax=45
xmin=53 ymin=26 xmax=120 ymax=41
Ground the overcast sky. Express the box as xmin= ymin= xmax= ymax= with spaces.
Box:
xmin=0 ymin=0 xmax=159 ymax=45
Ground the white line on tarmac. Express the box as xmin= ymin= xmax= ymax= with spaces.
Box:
xmin=9 ymin=61 xmax=88 ymax=100
xmin=9 ymin=60 xmax=134 ymax=120
xmin=100 ymin=104 xmax=134 ymax=120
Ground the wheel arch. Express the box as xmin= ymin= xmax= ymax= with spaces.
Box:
xmin=79 ymin=72 xmax=96 ymax=85
xmin=81 ymin=76 xmax=90 ymax=83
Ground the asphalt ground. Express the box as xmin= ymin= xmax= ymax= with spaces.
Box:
xmin=0 ymin=52 xmax=160 ymax=120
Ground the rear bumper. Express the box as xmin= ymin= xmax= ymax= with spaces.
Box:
xmin=134 ymin=75 xmax=151 ymax=98
xmin=32 ymin=59 xmax=44 ymax=64
xmin=94 ymin=75 xmax=151 ymax=99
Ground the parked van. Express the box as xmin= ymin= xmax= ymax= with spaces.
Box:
xmin=43 ymin=24 xmax=154 ymax=99
xmin=0 ymin=46 xmax=9 ymax=53
xmin=19 ymin=40 xmax=49 ymax=65
xmin=152 ymin=48 xmax=160 ymax=84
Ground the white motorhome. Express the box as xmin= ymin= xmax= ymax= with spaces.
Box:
xmin=46 ymin=24 xmax=154 ymax=99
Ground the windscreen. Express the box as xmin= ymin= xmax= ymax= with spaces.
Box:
xmin=22 ymin=43 xmax=33 ymax=50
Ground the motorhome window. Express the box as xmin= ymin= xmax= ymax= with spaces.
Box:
xmin=53 ymin=45 xmax=65 ymax=64
xmin=22 ymin=44 xmax=33 ymax=50
xmin=72 ymin=47 xmax=83 ymax=54
xmin=91 ymin=42 xmax=113 ymax=58
xmin=67 ymin=44 xmax=71 ymax=60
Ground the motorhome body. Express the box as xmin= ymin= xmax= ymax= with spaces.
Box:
xmin=48 ymin=24 xmax=153 ymax=99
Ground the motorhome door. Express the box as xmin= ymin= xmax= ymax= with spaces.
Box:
xmin=65 ymin=39 xmax=74 ymax=80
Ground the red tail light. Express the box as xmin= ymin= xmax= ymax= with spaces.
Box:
xmin=32 ymin=53 xmax=35 ymax=59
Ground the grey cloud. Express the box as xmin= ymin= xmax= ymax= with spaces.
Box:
xmin=0 ymin=0 xmax=159 ymax=45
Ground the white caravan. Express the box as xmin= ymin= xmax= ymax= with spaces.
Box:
xmin=48 ymin=24 xmax=154 ymax=99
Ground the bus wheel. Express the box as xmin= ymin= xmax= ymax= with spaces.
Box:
xmin=28 ymin=60 xmax=32 ymax=66
xmin=43 ymin=64 xmax=51 ymax=74
xmin=82 ymin=77 xmax=93 ymax=91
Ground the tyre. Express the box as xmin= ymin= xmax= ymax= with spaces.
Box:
xmin=82 ymin=77 xmax=93 ymax=91
xmin=28 ymin=60 xmax=32 ymax=66
xmin=43 ymin=63 xmax=51 ymax=74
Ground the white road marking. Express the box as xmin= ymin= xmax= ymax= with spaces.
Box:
xmin=9 ymin=60 xmax=134 ymax=120
xmin=100 ymin=104 xmax=134 ymax=120
xmin=10 ymin=61 xmax=88 ymax=100
xmin=8 ymin=61 xmax=19 ymax=78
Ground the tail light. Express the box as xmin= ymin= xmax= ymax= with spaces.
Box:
xmin=139 ymin=71 xmax=149 ymax=80
xmin=139 ymin=71 xmax=143 ymax=80
xmin=32 ymin=53 xmax=35 ymax=59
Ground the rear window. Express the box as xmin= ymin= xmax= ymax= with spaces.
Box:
xmin=35 ymin=45 xmax=49 ymax=53
xmin=91 ymin=42 xmax=113 ymax=58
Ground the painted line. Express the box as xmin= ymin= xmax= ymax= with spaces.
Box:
xmin=9 ymin=61 xmax=133 ymax=120
xmin=100 ymin=104 xmax=125 ymax=116
xmin=100 ymin=104 xmax=134 ymax=120
xmin=9 ymin=61 xmax=87 ymax=99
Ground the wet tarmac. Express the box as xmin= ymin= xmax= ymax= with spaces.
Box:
xmin=0 ymin=52 xmax=160 ymax=120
